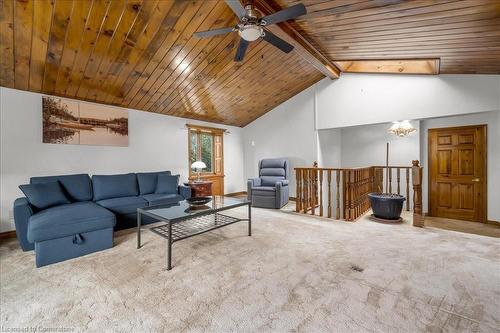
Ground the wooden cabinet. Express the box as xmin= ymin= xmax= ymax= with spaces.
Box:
xmin=188 ymin=174 xmax=224 ymax=195
xmin=185 ymin=181 xmax=213 ymax=197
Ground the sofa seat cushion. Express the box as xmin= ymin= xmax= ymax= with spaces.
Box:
xmin=96 ymin=196 xmax=148 ymax=215
xmin=252 ymin=186 xmax=276 ymax=197
xmin=261 ymin=176 xmax=286 ymax=186
xmin=28 ymin=202 xmax=116 ymax=243
xmin=142 ymin=193 xmax=184 ymax=206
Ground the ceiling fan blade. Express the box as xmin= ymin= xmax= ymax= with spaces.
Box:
xmin=261 ymin=4 xmax=307 ymax=25
xmin=234 ymin=38 xmax=249 ymax=62
xmin=262 ymin=30 xmax=294 ymax=53
xmin=193 ymin=27 xmax=234 ymax=38
xmin=224 ymin=0 xmax=246 ymax=18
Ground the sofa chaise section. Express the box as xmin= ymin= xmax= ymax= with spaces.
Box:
xmin=15 ymin=174 xmax=116 ymax=267
xmin=28 ymin=202 xmax=116 ymax=267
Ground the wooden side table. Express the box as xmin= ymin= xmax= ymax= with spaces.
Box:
xmin=184 ymin=181 xmax=213 ymax=197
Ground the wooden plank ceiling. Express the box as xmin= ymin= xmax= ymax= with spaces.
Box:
xmin=275 ymin=0 xmax=500 ymax=74
xmin=0 ymin=0 xmax=323 ymax=127
xmin=1 ymin=1 xmax=499 ymax=127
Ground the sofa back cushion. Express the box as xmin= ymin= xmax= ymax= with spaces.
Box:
xmin=137 ymin=171 xmax=171 ymax=195
xmin=92 ymin=173 xmax=138 ymax=201
xmin=30 ymin=174 xmax=93 ymax=202
xmin=155 ymin=174 xmax=179 ymax=194
xmin=260 ymin=169 xmax=285 ymax=186
xmin=260 ymin=159 xmax=286 ymax=169
xmin=259 ymin=159 xmax=288 ymax=186
xmin=19 ymin=181 xmax=71 ymax=210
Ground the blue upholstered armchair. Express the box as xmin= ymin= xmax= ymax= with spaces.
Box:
xmin=247 ymin=158 xmax=290 ymax=209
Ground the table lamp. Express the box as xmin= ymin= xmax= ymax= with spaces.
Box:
xmin=191 ymin=161 xmax=207 ymax=182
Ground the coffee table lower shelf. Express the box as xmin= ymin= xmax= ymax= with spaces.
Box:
xmin=150 ymin=213 xmax=243 ymax=243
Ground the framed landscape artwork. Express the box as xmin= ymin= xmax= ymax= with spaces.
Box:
xmin=42 ymin=96 xmax=128 ymax=146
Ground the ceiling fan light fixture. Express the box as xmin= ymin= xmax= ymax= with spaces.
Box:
xmin=194 ymin=1 xmax=307 ymax=61
xmin=239 ymin=25 xmax=263 ymax=41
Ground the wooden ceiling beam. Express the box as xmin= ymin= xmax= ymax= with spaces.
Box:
xmin=335 ymin=59 xmax=440 ymax=75
xmin=253 ymin=0 xmax=340 ymax=79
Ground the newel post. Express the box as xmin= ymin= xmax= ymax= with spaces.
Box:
xmin=411 ymin=160 xmax=424 ymax=227
xmin=311 ymin=161 xmax=318 ymax=215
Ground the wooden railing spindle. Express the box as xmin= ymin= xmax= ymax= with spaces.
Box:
xmin=319 ymin=170 xmax=323 ymax=216
xmin=388 ymin=167 xmax=392 ymax=193
xmin=397 ymin=168 xmax=401 ymax=195
xmin=336 ymin=170 xmax=340 ymax=219
xmin=296 ymin=169 xmax=301 ymax=212
xmin=327 ymin=170 xmax=332 ymax=218
xmin=303 ymin=169 xmax=308 ymax=214
xmin=311 ymin=168 xmax=316 ymax=215
xmin=406 ymin=168 xmax=410 ymax=211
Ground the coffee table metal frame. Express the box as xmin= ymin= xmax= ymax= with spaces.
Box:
xmin=136 ymin=199 xmax=251 ymax=270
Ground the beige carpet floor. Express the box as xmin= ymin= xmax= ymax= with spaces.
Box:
xmin=1 ymin=207 xmax=499 ymax=333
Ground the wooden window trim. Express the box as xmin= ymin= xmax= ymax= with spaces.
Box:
xmin=186 ymin=124 xmax=225 ymax=135
xmin=187 ymin=124 xmax=224 ymax=179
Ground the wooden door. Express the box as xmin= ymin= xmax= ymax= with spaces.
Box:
xmin=429 ymin=125 xmax=487 ymax=222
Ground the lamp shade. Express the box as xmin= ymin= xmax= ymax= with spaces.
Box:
xmin=191 ymin=161 xmax=207 ymax=169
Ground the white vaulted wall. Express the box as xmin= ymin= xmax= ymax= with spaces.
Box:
xmin=315 ymin=74 xmax=500 ymax=129
xmin=243 ymin=84 xmax=319 ymax=195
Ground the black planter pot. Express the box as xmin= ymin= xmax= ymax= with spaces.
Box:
xmin=368 ymin=193 xmax=406 ymax=220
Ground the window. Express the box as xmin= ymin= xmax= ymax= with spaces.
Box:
xmin=188 ymin=125 xmax=224 ymax=176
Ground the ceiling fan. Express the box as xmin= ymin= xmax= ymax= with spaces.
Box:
xmin=193 ymin=1 xmax=307 ymax=62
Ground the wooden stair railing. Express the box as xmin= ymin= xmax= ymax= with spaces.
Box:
xmin=296 ymin=166 xmax=344 ymax=218
xmin=343 ymin=167 xmax=373 ymax=221
xmin=372 ymin=166 xmax=414 ymax=212
xmin=295 ymin=161 xmax=424 ymax=225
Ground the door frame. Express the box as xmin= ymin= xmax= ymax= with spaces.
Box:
xmin=428 ymin=124 xmax=487 ymax=223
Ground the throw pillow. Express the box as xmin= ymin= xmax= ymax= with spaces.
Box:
xmin=155 ymin=175 xmax=179 ymax=194
xmin=19 ymin=181 xmax=71 ymax=210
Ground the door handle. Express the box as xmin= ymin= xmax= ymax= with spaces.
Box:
xmin=472 ymin=178 xmax=480 ymax=182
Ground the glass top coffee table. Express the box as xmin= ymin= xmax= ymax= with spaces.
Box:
xmin=137 ymin=196 xmax=251 ymax=270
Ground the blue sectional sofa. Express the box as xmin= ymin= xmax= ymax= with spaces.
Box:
xmin=14 ymin=171 xmax=191 ymax=267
